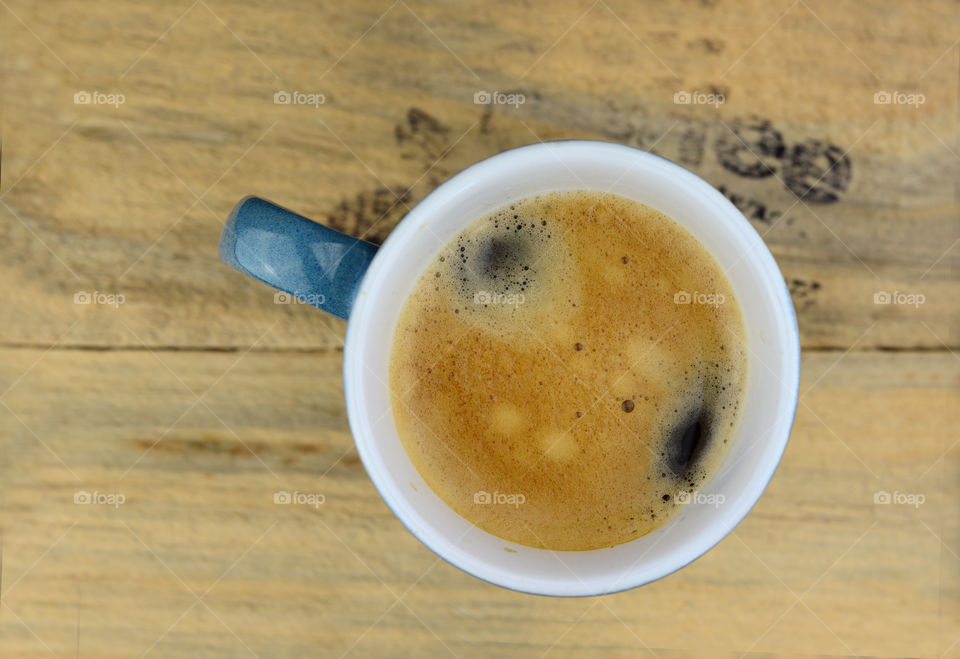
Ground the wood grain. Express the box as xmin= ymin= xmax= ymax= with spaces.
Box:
xmin=0 ymin=349 xmax=957 ymax=657
xmin=0 ymin=0 xmax=956 ymax=350
xmin=1 ymin=0 xmax=958 ymax=657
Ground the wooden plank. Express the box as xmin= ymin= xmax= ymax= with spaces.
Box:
xmin=1 ymin=0 xmax=956 ymax=350
xmin=1 ymin=2 xmax=957 ymax=658
xmin=0 ymin=348 xmax=956 ymax=657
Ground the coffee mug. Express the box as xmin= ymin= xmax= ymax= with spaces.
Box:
xmin=219 ymin=141 xmax=800 ymax=596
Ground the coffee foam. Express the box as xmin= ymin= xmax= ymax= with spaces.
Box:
xmin=390 ymin=190 xmax=747 ymax=551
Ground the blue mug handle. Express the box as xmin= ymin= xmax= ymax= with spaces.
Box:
xmin=219 ymin=196 xmax=379 ymax=319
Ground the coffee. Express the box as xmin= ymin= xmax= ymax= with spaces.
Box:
xmin=389 ymin=190 xmax=747 ymax=551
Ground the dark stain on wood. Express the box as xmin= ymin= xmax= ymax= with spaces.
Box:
xmin=323 ymin=186 xmax=413 ymax=245
xmin=787 ymin=278 xmax=822 ymax=311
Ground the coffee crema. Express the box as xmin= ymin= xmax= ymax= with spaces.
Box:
xmin=389 ymin=190 xmax=747 ymax=551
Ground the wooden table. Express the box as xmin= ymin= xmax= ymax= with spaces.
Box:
xmin=1 ymin=1 xmax=957 ymax=656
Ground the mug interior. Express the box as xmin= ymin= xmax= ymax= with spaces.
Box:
xmin=344 ymin=141 xmax=799 ymax=596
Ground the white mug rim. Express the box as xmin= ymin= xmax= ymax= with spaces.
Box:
xmin=343 ymin=140 xmax=800 ymax=596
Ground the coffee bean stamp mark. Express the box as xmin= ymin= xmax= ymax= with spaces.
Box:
xmin=324 ymin=105 xmax=852 ymax=246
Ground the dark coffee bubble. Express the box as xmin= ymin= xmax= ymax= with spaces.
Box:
xmin=478 ymin=235 xmax=530 ymax=280
xmin=451 ymin=209 xmax=553 ymax=300
xmin=664 ymin=402 xmax=711 ymax=477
